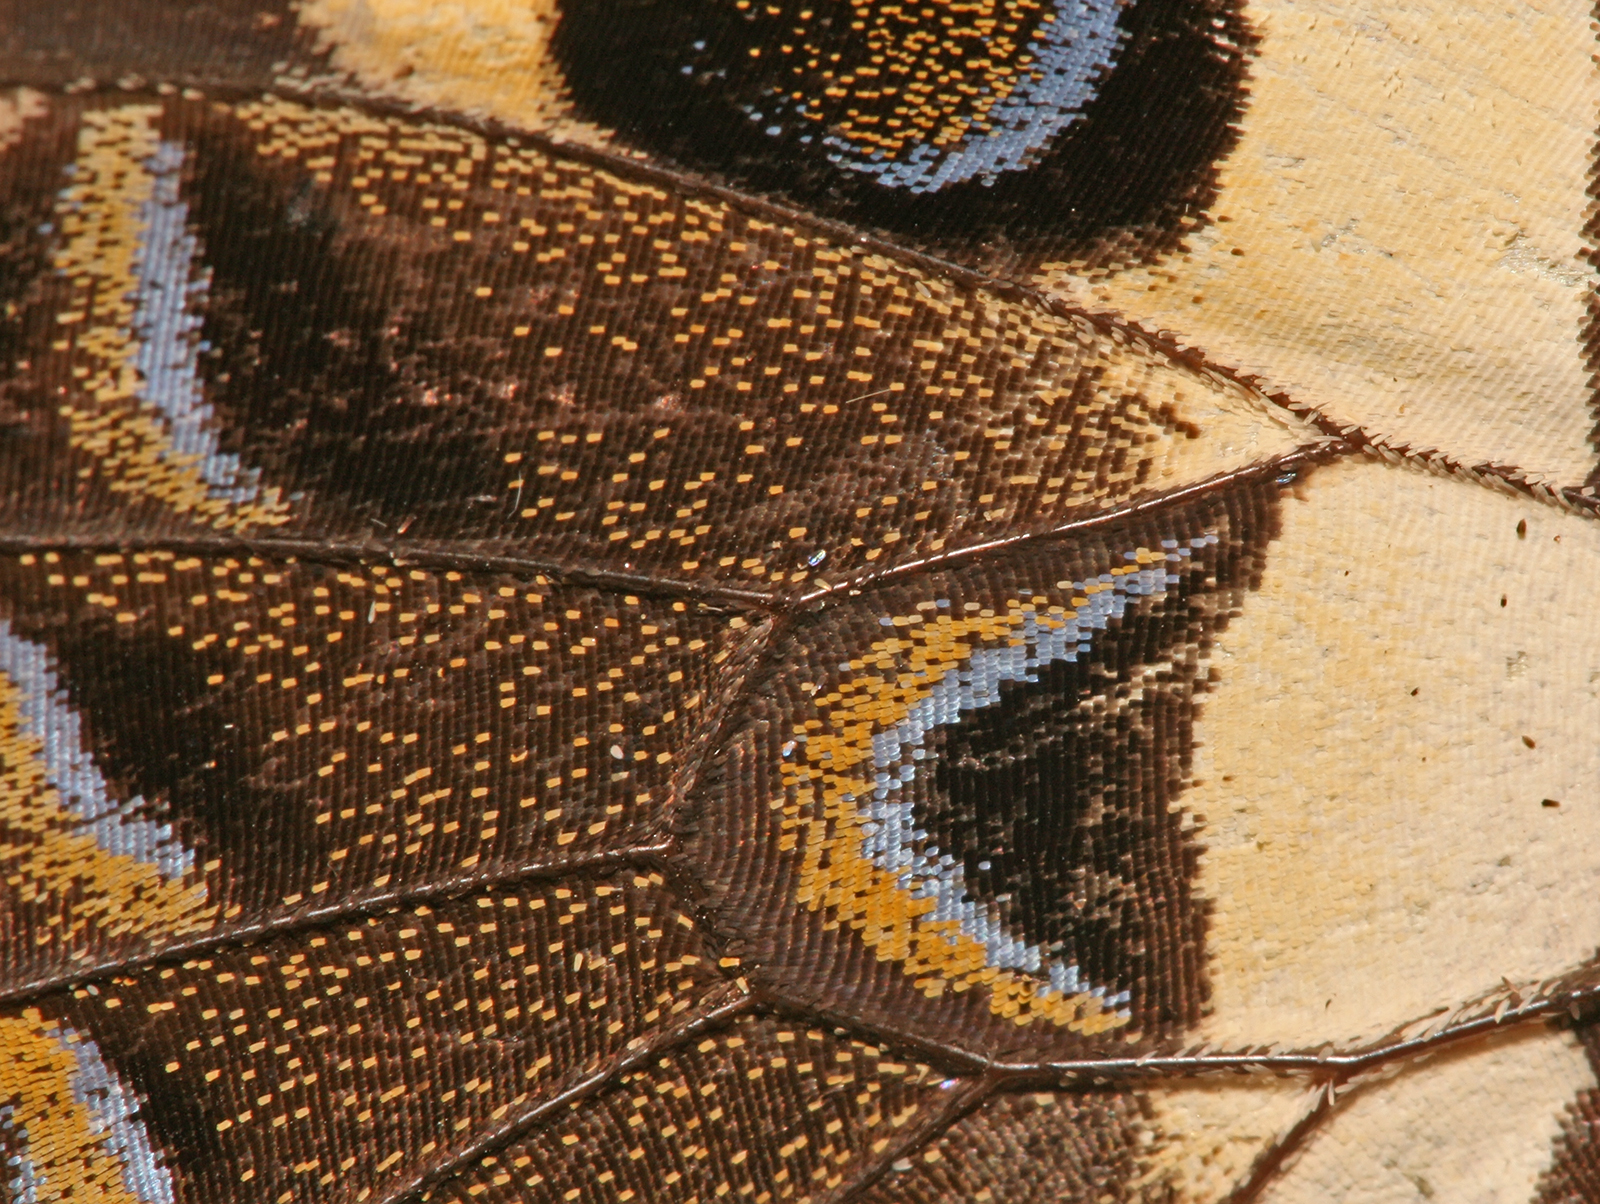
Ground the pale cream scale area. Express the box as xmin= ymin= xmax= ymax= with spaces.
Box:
xmin=296 ymin=0 xmax=606 ymax=145
xmin=1188 ymin=457 xmax=1600 ymax=1050
xmin=1143 ymin=1081 xmax=1320 ymax=1201
xmin=1037 ymin=0 xmax=1599 ymax=488
xmin=1258 ymin=1027 xmax=1594 ymax=1204
xmin=293 ymin=0 xmax=1600 ymax=484
xmin=0 ymin=86 xmax=47 ymax=150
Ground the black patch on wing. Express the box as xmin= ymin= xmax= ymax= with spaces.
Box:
xmin=918 ymin=486 xmax=1268 ymax=1030
xmin=551 ymin=0 xmax=1252 ymax=266
xmin=170 ymin=105 xmax=506 ymax=529
xmin=684 ymin=473 xmax=1284 ymax=1053
xmin=0 ymin=568 xmax=301 ymax=886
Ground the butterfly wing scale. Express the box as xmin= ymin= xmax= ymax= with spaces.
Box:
xmin=1 ymin=3 xmax=1600 ymax=1202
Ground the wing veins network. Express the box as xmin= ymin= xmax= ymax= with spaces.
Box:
xmin=0 ymin=74 xmax=1594 ymax=1204
xmin=7 ymin=459 xmax=1600 ymax=1203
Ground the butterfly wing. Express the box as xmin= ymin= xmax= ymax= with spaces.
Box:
xmin=0 ymin=2 xmax=1598 ymax=1202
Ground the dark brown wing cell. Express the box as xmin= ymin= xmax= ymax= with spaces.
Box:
xmin=438 ymin=1017 xmax=960 ymax=1204
xmin=0 ymin=550 xmax=758 ymax=998
xmin=0 ymin=7 xmax=1594 ymax=1201
xmin=0 ymin=871 xmax=731 ymax=1204
xmin=0 ymin=94 xmax=1305 ymax=594
xmin=853 ymin=1089 xmax=1149 ymax=1204
xmin=682 ymin=473 xmax=1282 ymax=1061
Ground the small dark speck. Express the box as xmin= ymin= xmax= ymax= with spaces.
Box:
xmin=1542 ymin=799 xmax=1561 ymax=808
xmin=1522 ymin=735 xmax=1536 ymax=749
xmin=1410 ymin=687 xmax=1419 ymax=696
xmin=1501 ymin=595 xmax=1508 ymax=607
xmin=1517 ymin=519 xmax=1527 ymax=539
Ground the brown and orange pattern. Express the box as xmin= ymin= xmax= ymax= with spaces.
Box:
xmin=0 ymin=93 xmax=1307 ymax=590
xmin=0 ymin=2 xmax=1598 ymax=1203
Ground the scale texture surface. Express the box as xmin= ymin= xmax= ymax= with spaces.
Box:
xmin=1 ymin=1 xmax=1599 ymax=1201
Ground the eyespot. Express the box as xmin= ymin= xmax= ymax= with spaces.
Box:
xmin=687 ymin=476 xmax=1285 ymax=1057
xmin=552 ymin=0 xmax=1253 ymax=260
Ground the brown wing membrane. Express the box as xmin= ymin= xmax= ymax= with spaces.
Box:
xmin=853 ymin=1089 xmax=1151 ymax=1204
xmin=1 ymin=6 xmax=1600 ymax=1203
xmin=682 ymin=475 xmax=1284 ymax=1061
xmin=0 ymin=552 xmax=760 ymax=996
xmin=0 ymin=0 xmax=319 ymax=93
xmin=438 ymin=1017 xmax=962 ymax=1204
xmin=0 ymin=93 xmax=1306 ymax=593
xmin=0 ymin=871 xmax=734 ymax=1204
